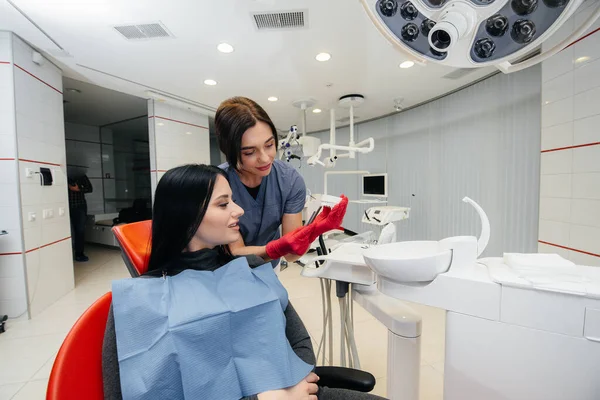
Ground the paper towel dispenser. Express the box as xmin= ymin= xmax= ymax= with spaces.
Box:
xmin=40 ymin=167 xmax=53 ymax=186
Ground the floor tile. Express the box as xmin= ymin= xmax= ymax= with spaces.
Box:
xmin=11 ymin=379 xmax=48 ymax=400
xmin=419 ymin=365 xmax=444 ymax=400
xmin=32 ymin=353 xmax=57 ymax=381
xmin=0 ymin=383 xmax=25 ymax=400
xmin=0 ymin=334 xmax=64 ymax=384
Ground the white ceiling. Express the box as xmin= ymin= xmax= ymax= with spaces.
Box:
xmin=0 ymin=0 xmax=496 ymax=133
xmin=63 ymin=77 xmax=148 ymax=126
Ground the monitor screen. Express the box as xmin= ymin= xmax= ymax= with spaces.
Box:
xmin=362 ymin=174 xmax=387 ymax=197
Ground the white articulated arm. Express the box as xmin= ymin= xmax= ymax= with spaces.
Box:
xmin=307 ymin=138 xmax=375 ymax=167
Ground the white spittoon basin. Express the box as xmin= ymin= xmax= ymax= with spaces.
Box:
xmin=362 ymin=241 xmax=452 ymax=283
xmin=361 ymin=197 xmax=490 ymax=284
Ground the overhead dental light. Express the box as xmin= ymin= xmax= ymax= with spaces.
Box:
xmin=307 ymin=94 xmax=375 ymax=168
xmin=361 ymin=0 xmax=600 ymax=73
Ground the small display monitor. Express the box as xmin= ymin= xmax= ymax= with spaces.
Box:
xmin=362 ymin=173 xmax=388 ymax=197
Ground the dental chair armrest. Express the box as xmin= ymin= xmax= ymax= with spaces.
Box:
xmin=314 ymin=366 xmax=376 ymax=392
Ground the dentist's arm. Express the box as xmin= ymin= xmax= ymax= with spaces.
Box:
xmin=228 ymin=212 xmax=305 ymax=262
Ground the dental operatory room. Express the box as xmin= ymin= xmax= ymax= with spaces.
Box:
xmin=2 ymin=0 xmax=600 ymax=399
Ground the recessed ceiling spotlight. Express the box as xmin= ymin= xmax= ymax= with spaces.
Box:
xmin=217 ymin=43 xmax=234 ymax=53
xmin=313 ymin=108 xmax=322 ymax=113
xmin=315 ymin=53 xmax=331 ymax=62
xmin=157 ymin=122 xmax=164 ymax=126
xmin=204 ymin=79 xmax=217 ymax=86
xmin=575 ymin=56 xmax=590 ymax=64
xmin=66 ymin=88 xmax=81 ymax=93
xmin=268 ymin=96 xmax=278 ymax=102
xmin=399 ymin=61 xmax=415 ymax=69
xmin=185 ymin=131 xmax=192 ymax=135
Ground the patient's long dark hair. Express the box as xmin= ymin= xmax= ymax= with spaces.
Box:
xmin=145 ymin=164 xmax=232 ymax=276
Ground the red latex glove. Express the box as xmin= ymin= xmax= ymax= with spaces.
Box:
xmin=265 ymin=224 xmax=316 ymax=260
xmin=312 ymin=205 xmax=331 ymax=226
xmin=308 ymin=195 xmax=348 ymax=242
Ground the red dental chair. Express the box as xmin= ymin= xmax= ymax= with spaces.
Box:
xmin=46 ymin=292 xmax=112 ymax=400
xmin=112 ymin=220 xmax=151 ymax=277
xmin=110 ymin=219 xmax=377 ymax=394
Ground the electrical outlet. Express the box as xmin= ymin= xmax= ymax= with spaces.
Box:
xmin=28 ymin=212 xmax=36 ymax=222
xmin=25 ymin=168 xmax=34 ymax=178
xmin=58 ymin=207 xmax=65 ymax=216
xmin=43 ymin=209 xmax=54 ymax=219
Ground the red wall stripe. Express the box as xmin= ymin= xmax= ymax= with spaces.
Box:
xmin=538 ymin=240 xmax=600 ymax=258
xmin=19 ymin=158 xmax=62 ymax=167
xmin=0 ymin=61 xmax=10 ymax=64
xmin=150 ymin=169 xmax=168 ymax=173
xmin=150 ymin=115 xmax=208 ymax=130
xmin=541 ymin=142 xmax=600 ymax=153
xmin=0 ymin=252 xmax=23 ymax=256
xmin=0 ymin=236 xmax=71 ymax=257
xmin=25 ymin=236 xmax=71 ymax=253
xmin=14 ymin=64 xmax=63 ymax=95
xmin=3 ymin=159 xmax=63 ymax=167
xmin=564 ymin=27 xmax=600 ymax=50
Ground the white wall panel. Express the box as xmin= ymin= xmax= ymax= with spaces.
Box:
xmin=148 ymin=100 xmax=210 ymax=198
xmin=302 ymin=66 xmax=541 ymax=256
xmin=540 ymin=10 xmax=600 ymax=265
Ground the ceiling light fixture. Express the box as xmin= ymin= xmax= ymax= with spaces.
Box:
xmin=185 ymin=131 xmax=192 ymax=135
xmin=66 ymin=88 xmax=81 ymax=93
xmin=315 ymin=53 xmax=331 ymax=62
xmin=217 ymin=43 xmax=234 ymax=53
xmin=399 ymin=61 xmax=415 ymax=69
xmin=157 ymin=122 xmax=164 ymax=126
xmin=313 ymin=108 xmax=322 ymax=113
xmin=268 ymin=96 xmax=279 ymax=102
xmin=393 ymin=97 xmax=405 ymax=112
xmin=204 ymin=79 xmax=217 ymax=86
xmin=575 ymin=56 xmax=590 ymax=63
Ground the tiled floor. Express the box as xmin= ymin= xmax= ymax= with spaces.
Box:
xmin=0 ymin=245 xmax=445 ymax=399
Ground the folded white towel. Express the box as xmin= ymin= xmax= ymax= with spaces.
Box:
xmin=503 ymin=253 xmax=575 ymax=270
xmin=502 ymin=252 xmax=588 ymax=286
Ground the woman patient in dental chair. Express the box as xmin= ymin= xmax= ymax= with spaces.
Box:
xmin=102 ymin=164 xmax=386 ymax=400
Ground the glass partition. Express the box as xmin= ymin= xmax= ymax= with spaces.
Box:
xmin=99 ymin=116 xmax=151 ymax=215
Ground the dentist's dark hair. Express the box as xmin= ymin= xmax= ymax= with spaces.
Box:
xmin=145 ymin=164 xmax=231 ymax=276
xmin=215 ymin=96 xmax=278 ymax=170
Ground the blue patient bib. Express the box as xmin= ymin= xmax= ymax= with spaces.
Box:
xmin=111 ymin=258 xmax=314 ymax=400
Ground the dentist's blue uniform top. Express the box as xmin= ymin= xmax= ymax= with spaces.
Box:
xmin=219 ymin=160 xmax=306 ymax=268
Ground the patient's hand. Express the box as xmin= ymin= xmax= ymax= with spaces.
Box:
xmin=304 ymin=372 xmax=319 ymax=384
xmin=257 ymin=372 xmax=319 ymax=400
